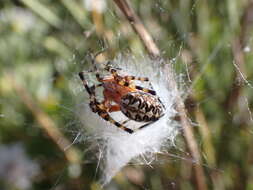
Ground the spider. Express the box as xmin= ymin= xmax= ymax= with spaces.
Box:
xmin=79 ymin=54 xmax=165 ymax=134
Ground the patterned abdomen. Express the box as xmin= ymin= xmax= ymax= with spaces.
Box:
xmin=120 ymin=92 xmax=165 ymax=122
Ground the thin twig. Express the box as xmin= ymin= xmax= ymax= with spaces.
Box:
xmin=113 ymin=0 xmax=160 ymax=58
xmin=236 ymin=0 xmax=253 ymax=170
xmin=225 ymin=0 xmax=253 ymax=109
xmin=9 ymin=74 xmax=81 ymax=164
xmin=167 ymin=70 xmax=207 ymax=190
xmin=113 ymin=0 xmax=207 ymax=189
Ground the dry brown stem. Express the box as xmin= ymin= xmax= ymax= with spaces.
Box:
xmin=9 ymin=75 xmax=80 ymax=164
xmin=113 ymin=0 xmax=207 ymax=189
xmin=113 ymin=0 xmax=160 ymax=58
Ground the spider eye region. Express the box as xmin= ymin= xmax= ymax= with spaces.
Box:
xmin=120 ymin=92 xmax=165 ymax=122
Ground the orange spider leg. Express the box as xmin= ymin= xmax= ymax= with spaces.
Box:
xmin=101 ymin=98 xmax=131 ymax=126
xmin=124 ymin=76 xmax=149 ymax=82
xmin=109 ymin=105 xmax=121 ymax=112
xmin=79 ymin=71 xmax=134 ymax=134
xmin=103 ymin=65 xmax=157 ymax=95
xmin=101 ymin=99 xmax=120 ymax=112
xmin=103 ymin=68 xmax=156 ymax=95
xmin=117 ymin=80 xmax=156 ymax=95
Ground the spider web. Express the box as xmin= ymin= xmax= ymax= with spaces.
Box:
xmin=59 ymin=1 xmax=205 ymax=187
xmin=51 ymin=0 xmax=253 ymax=189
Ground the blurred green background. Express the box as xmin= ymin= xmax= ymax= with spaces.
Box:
xmin=1 ymin=0 xmax=253 ymax=189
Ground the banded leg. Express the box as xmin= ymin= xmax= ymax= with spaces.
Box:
xmin=108 ymin=105 xmax=121 ymax=112
xmin=78 ymin=72 xmax=102 ymax=97
xmin=137 ymin=121 xmax=156 ymax=130
xmin=90 ymin=61 xmax=104 ymax=82
xmin=102 ymin=103 xmax=132 ymax=127
xmin=133 ymin=85 xmax=156 ymax=95
xmin=79 ymin=72 xmax=96 ymax=99
xmin=79 ymin=72 xmax=134 ymax=134
xmin=125 ymin=75 xmax=156 ymax=91
xmin=94 ymin=61 xmax=119 ymax=81
xmin=124 ymin=76 xmax=149 ymax=82
xmin=125 ymin=76 xmax=165 ymax=109
xmin=104 ymin=61 xmax=119 ymax=77
xmin=104 ymin=63 xmax=156 ymax=95
xmin=118 ymin=75 xmax=165 ymax=109
xmin=135 ymin=113 xmax=165 ymax=131
xmin=101 ymin=99 xmax=121 ymax=112
xmin=122 ymin=119 xmax=131 ymax=125
xmin=127 ymin=77 xmax=165 ymax=109
xmin=88 ymin=51 xmax=108 ymax=82
xmin=117 ymin=79 xmax=157 ymax=95
xmin=96 ymin=107 xmax=134 ymax=134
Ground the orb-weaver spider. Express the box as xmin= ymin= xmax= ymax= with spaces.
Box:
xmin=79 ymin=54 xmax=165 ymax=134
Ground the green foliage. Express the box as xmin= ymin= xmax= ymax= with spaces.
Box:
xmin=0 ymin=0 xmax=253 ymax=189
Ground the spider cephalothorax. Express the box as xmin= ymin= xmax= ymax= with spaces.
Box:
xmin=79 ymin=54 xmax=165 ymax=134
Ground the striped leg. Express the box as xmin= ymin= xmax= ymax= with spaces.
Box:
xmin=96 ymin=107 xmax=134 ymax=134
xmin=94 ymin=62 xmax=120 ymax=82
xmin=128 ymin=76 xmax=166 ymax=109
xmin=103 ymin=62 xmax=156 ymax=96
xmin=122 ymin=119 xmax=131 ymax=125
xmin=105 ymin=62 xmax=118 ymax=77
xmin=89 ymin=63 xmax=104 ymax=82
xmin=79 ymin=72 xmax=134 ymax=134
xmin=124 ymin=76 xmax=149 ymax=82
xmin=133 ymin=85 xmax=156 ymax=95
xmin=117 ymin=79 xmax=157 ymax=95
xmin=125 ymin=75 xmax=156 ymax=91
xmin=78 ymin=72 xmax=96 ymax=99
xmin=108 ymin=105 xmax=121 ymax=112
xmin=88 ymin=51 xmax=107 ymax=82
xmin=119 ymin=75 xmax=166 ymax=109
xmin=135 ymin=113 xmax=165 ymax=131
xmin=107 ymin=72 xmax=157 ymax=95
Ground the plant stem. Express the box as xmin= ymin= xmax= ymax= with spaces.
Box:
xmin=9 ymin=74 xmax=81 ymax=164
xmin=113 ymin=0 xmax=160 ymax=58
xmin=113 ymin=0 xmax=207 ymax=189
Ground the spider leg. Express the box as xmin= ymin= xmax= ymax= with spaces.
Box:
xmin=134 ymin=113 xmax=165 ymax=131
xmin=96 ymin=106 xmax=134 ymax=134
xmin=79 ymin=72 xmax=96 ymax=98
xmin=87 ymin=51 xmax=108 ymax=82
xmin=122 ymin=119 xmax=131 ymax=125
xmin=101 ymin=100 xmax=120 ymax=112
xmin=108 ymin=105 xmax=121 ymax=112
xmin=110 ymin=72 xmax=156 ymax=95
xmin=106 ymin=61 xmax=122 ymax=71
xmin=134 ymin=85 xmax=156 ymax=95
xmin=138 ymin=121 xmax=156 ymax=130
xmin=117 ymin=79 xmax=157 ymax=95
xmin=89 ymin=62 xmax=104 ymax=82
xmin=95 ymin=83 xmax=103 ymax=88
xmin=125 ymin=76 xmax=166 ymax=108
xmin=101 ymin=100 xmax=132 ymax=127
xmin=105 ymin=62 xmax=118 ymax=77
xmin=93 ymin=62 xmax=121 ymax=82
xmin=125 ymin=75 xmax=156 ymax=90
xmin=125 ymin=76 xmax=149 ymax=82
xmin=79 ymin=72 xmax=134 ymax=134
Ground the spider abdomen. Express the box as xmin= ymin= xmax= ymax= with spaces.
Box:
xmin=120 ymin=92 xmax=165 ymax=122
